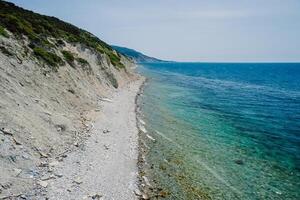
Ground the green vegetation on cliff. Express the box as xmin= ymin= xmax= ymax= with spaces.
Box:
xmin=0 ymin=0 xmax=125 ymax=69
xmin=112 ymin=45 xmax=165 ymax=63
xmin=0 ymin=25 xmax=9 ymax=37
xmin=61 ymin=50 xmax=75 ymax=66
xmin=33 ymin=47 xmax=64 ymax=69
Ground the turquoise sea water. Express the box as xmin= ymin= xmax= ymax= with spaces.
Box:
xmin=137 ymin=62 xmax=300 ymax=199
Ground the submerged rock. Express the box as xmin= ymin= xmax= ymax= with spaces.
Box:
xmin=234 ymin=159 xmax=244 ymax=165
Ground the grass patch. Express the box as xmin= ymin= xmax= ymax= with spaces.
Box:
xmin=76 ymin=57 xmax=92 ymax=73
xmin=0 ymin=25 xmax=9 ymax=38
xmin=33 ymin=47 xmax=63 ymax=68
xmin=61 ymin=50 xmax=75 ymax=66
xmin=76 ymin=57 xmax=89 ymax=66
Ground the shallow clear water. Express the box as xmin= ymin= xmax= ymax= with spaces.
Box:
xmin=137 ymin=62 xmax=300 ymax=199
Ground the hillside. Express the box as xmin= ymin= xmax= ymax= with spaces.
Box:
xmin=0 ymin=1 xmax=127 ymax=72
xmin=112 ymin=45 xmax=165 ymax=63
xmin=0 ymin=1 xmax=140 ymax=199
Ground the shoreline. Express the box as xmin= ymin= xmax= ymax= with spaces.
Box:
xmin=135 ymin=78 xmax=168 ymax=199
xmin=40 ymin=75 xmax=146 ymax=200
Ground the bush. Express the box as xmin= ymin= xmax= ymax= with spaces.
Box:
xmin=0 ymin=25 xmax=9 ymax=38
xmin=76 ymin=57 xmax=89 ymax=66
xmin=61 ymin=50 xmax=74 ymax=66
xmin=33 ymin=47 xmax=63 ymax=68
xmin=56 ymin=39 xmax=65 ymax=47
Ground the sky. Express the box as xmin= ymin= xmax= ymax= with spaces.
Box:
xmin=7 ymin=0 xmax=300 ymax=62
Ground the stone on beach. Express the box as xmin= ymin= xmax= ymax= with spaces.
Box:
xmin=38 ymin=181 xmax=48 ymax=188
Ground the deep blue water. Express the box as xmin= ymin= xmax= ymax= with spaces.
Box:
xmin=137 ymin=62 xmax=300 ymax=199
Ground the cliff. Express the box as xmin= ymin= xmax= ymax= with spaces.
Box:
xmin=111 ymin=45 xmax=166 ymax=63
xmin=0 ymin=1 xmax=138 ymax=198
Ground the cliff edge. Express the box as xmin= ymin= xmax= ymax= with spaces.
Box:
xmin=0 ymin=1 xmax=140 ymax=198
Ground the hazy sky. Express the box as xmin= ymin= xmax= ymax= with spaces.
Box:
xmin=7 ymin=0 xmax=300 ymax=62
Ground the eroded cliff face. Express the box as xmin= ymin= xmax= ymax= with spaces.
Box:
xmin=0 ymin=30 xmax=137 ymax=197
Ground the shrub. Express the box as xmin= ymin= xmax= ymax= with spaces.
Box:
xmin=33 ymin=47 xmax=63 ymax=68
xmin=76 ymin=57 xmax=89 ymax=66
xmin=0 ymin=25 xmax=9 ymax=38
xmin=61 ymin=50 xmax=74 ymax=66
xmin=56 ymin=39 xmax=65 ymax=47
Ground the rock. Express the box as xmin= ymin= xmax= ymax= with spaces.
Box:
xmin=89 ymin=193 xmax=102 ymax=199
xmin=73 ymin=177 xmax=83 ymax=184
xmin=98 ymin=97 xmax=112 ymax=102
xmin=142 ymin=193 xmax=149 ymax=200
xmin=55 ymin=124 xmax=66 ymax=132
xmin=57 ymin=157 xmax=63 ymax=162
xmin=67 ymin=89 xmax=75 ymax=94
xmin=103 ymin=129 xmax=110 ymax=134
xmin=234 ymin=159 xmax=244 ymax=165
xmin=74 ymin=142 xmax=79 ymax=147
xmin=54 ymin=173 xmax=63 ymax=178
xmin=103 ymin=145 xmax=109 ymax=150
xmin=13 ymin=168 xmax=22 ymax=177
xmin=142 ymin=176 xmax=151 ymax=187
xmin=38 ymin=151 xmax=48 ymax=158
xmin=38 ymin=180 xmax=48 ymax=188
xmin=41 ymin=174 xmax=55 ymax=181
xmin=12 ymin=137 xmax=22 ymax=145
xmin=134 ymin=189 xmax=142 ymax=196
xmin=1 ymin=182 xmax=12 ymax=189
xmin=9 ymin=155 xmax=17 ymax=162
xmin=61 ymin=154 xmax=68 ymax=158
xmin=138 ymin=118 xmax=146 ymax=125
xmin=49 ymin=161 xmax=59 ymax=167
xmin=39 ymin=161 xmax=49 ymax=167
xmin=140 ymin=125 xmax=147 ymax=133
xmin=0 ymin=128 xmax=13 ymax=136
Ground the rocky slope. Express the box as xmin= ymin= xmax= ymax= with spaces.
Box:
xmin=111 ymin=45 xmax=166 ymax=63
xmin=0 ymin=1 xmax=137 ymax=198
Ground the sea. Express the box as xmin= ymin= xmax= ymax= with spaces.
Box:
xmin=137 ymin=62 xmax=300 ymax=200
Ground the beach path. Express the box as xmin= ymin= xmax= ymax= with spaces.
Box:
xmin=44 ymin=77 xmax=144 ymax=200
